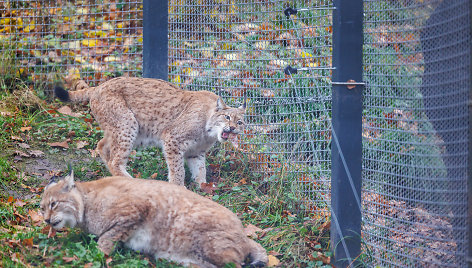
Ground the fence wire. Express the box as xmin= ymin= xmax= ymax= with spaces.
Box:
xmin=0 ymin=0 xmax=143 ymax=88
xmin=169 ymin=0 xmax=333 ymax=216
xmin=362 ymin=0 xmax=470 ymax=266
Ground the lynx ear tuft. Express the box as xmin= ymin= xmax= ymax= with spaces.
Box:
xmin=62 ymin=170 xmax=76 ymax=192
xmin=216 ymin=97 xmax=227 ymax=111
xmin=239 ymin=98 xmax=247 ymax=110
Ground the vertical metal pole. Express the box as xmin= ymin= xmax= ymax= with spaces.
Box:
xmin=467 ymin=1 xmax=472 ymax=267
xmin=143 ymin=0 xmax=168 ymax=80
xmin=331 ymin=0 xmax=364 ymax=267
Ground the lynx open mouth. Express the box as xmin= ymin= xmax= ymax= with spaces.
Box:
xmin=221 ymin=131 xmax=240 ymax=148
xmin=221 ymin=131 xmax=231 ymax=140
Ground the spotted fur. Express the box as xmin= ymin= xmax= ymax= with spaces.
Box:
xmin=55 ymin=77 xmax=246 ymax=186
xmin=40 ymin=173 xmax=268 ymax=268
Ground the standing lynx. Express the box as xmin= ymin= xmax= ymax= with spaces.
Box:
xmin=40 ymin=173 xmax=268 ymax=267
xmin=55 ymin=77 xmax=246 ymax=186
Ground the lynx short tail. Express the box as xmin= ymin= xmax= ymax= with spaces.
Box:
xmin=54 ymin=80 xmax=92 ymax=103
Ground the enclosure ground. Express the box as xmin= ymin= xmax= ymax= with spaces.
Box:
xmin=0 ymin=87 xmax=333 ymax=267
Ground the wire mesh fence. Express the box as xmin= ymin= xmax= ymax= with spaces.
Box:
xmin=1 ymin=0 xmax=471 ymax=266
xmin=0 ymin=0 xmax=143 ymax=89
xmin=362 ymin=0 xmax=470 ymax=266
xmin=168 ymin=0 xmax=334 ymax=216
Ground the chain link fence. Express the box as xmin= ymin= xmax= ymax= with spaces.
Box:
xmin=362 ymin=0 xmax=470 ymax=266
xmin=168 ymin=0 xmax=333 ymax=217
xmin=1 ymin=0 xmax=470 ymax=266
xmin=0 ymin=0 xmax=143 ymax=89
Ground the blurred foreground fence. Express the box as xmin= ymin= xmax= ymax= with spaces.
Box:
xmin=1 ymin=0 xmax=470 ymax=267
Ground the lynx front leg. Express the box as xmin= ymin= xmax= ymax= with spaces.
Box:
xmin=186 ymin=154 xmax=207 ymax=186
xmin=163 ymin=140 xmax=186 ymax=186
xmin=107 ymin=116 xmax=139 ymax=178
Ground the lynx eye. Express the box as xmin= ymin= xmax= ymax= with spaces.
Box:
xmin=50 ymin=201 xmax=57 ymax=209
xmin=237 ymin=120 xmax=243 ymax=125
xmin=224 ymin=115 xmax=231 ymax=120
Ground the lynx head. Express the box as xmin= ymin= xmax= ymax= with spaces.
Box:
xmin=208 ymin=97 xmax=246 ymax=146
xmin=40 ymin=171 xmax=84 ymax=229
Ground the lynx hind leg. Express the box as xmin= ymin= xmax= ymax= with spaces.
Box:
xmin=96 ymin=133 xmax=111 ymax=163
xmin=186 ymin=154 xmax=207 ymax=186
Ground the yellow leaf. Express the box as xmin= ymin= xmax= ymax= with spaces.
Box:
xmin=74 ymin=55 xmax=85 ymax=63
xmin=222 ymin=43 xmax=232 ymax=50
xmin=104 ymin=56 xmax=119 ymax=62
xmin=23 ymin=24 xmax=35 ymax=33
xmin=299 ymin=50 xmax=313 ymax=58
xmin=0 ymin=18 xmax=11 ymax=25
xmin=267 ymin=255 xmax=280 ymax=267
xmin=102 ymin=22 xmax=113 ymax=31
xmin=76 ymin=8 xmax=89 ymax=15
xmin=172 ymin=75 xmax=181 ymax=84
xmin=81 ymin=39 xmax=97 ymax=47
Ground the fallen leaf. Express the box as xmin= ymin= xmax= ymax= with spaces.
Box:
xmin=81 ymin=39 xmax=98 ymax=47
xmin=0 ymin=111 xmax=13 ymax=117
xmin=84 ymin=262 xmax=94 ymax=268
xmin=150 ymin=173 xmax=158 ymax=179
xmin=11 ymin=135 xmax=24 ymax=142
xmin=11 ymin=252 xmax=24 ymax=265
xmin=12 ymin=225 xmax=34 ymax=232
xmin=20 ymin=126 xmax=32 ymax=132
xmin=268 ymin=250 xmax=282 ymax=256
xmin=28 ymin=209 xmax=43 ymax=226
xmin=63 ymin=256 xmax=78 ymax=263
xmin=88 ymin=149 xmax=98 ymax=158
xmin=57 ymin=106 xmax=81 ymax=117
xmin=200 ymin=182 xmax=216 ymax=195
xmin=14 ymin=150 xmax=30 ymax=157
xmin=18 ymin=143 xmax=30 ymax=149
xmin=21 ymin=237 xmax=34 ymax=248
xmin=261 ymin=89 xmax=275 ymax=98
xmin=106 ymin=257 xmax=113 ymax=268
xmin=29 ymin=150 xmax=45 ymax=157
xmin=244 ymin=224 xmax=263 ymax=239
xmin=14 ymin=199 xmax=27 ymax=207
xmin=318 ymin=220 xmax=331 ymax=231
xmin=267 ymin=255 xmax=280 ymax=267
xmin=76 ymin=140 xmax=89 ymax=149
xmin=49 ymin=140 xmax=69 ymax=149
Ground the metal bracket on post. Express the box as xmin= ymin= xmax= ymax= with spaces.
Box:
xmin=143 ymin=0 xmax=168 ymax=80
xmin=331 ymin=0 xmax=364 ymax=267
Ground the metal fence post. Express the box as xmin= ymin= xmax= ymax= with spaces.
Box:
xmin=143 ymin=0 xmax=168 ymax=80
xmin=468 ymin=1 xmax=472 ymax=267
xmin=331 ymin=0 xmax=364 ymax=267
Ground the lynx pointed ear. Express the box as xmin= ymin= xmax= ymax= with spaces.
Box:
xmin=216 ymin=97 xmax=227 ymax=111
xmin=62 ymin=170 xmax=76 ymax=192
xmin=45 ymin=176 xmax=59 ymax=190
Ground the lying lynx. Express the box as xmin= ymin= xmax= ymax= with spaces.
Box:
xmin=40 ymin=173 xmax=268 ymax=267
xmin=55 ymin=77 xmax=246 ymax=186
